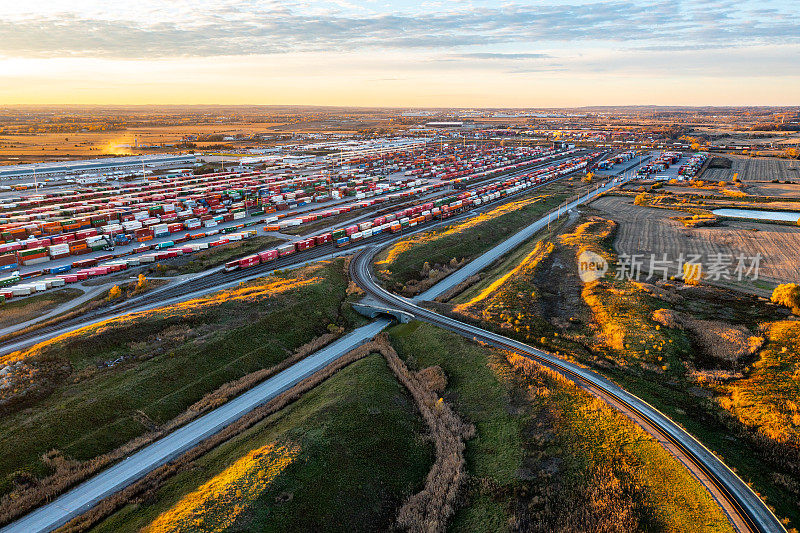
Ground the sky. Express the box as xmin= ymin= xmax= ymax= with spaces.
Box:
xmin=0 ymin=0 xmax=797 ymax=107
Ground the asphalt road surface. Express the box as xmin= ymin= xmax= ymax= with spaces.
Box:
xmin=350 ymin=247 xmax=785 ymax=533
xmin=0 ymin=318 xmax=390 ymax=533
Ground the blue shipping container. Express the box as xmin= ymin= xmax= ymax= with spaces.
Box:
xmin=50 ymin=264 xmax=71 ymax=274
xmin=0 ymin=262 xmax=18 ymax=271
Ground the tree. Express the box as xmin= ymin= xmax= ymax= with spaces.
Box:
xmin=771 ymin=283 xmax=800 ymax=314
xmin=134 ymin=273 xmax=148 ymax=293
xmin=683 ymin=263 xmax=702 ymax=285
xmin=107 ymin=285 xmax=122 ymax=301
xmin=634 ymin=193 xmax=647 ymax=206
xmin=691 ymin=142 xmax=701 ymax=151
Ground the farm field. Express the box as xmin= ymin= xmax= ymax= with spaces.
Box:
xmin=374 ymin=177 xmax=590 ymax=295
xmin=388 ymin=322 xmax=733 ymax=532
xmin=0 ymin=259 xmax=359 ymax=505
xmin=441 ymin=214 xmax=800 ymax=528
xmin=89 ymin=353 xmax=433 ymax=533
xmin=0 ymin=122 xmax=286 ymax=163
xmin=745 ymin=182 xmax=800 ymax=198
xmin=591 ymin=195 xmax=800 ymax=288
xmin=701 ymin=155 xmax=800 ymax=183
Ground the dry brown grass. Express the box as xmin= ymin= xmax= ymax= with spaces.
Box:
xmin=399 ymin=258 xmax=468 ymax=297
xmin=651 ymin=309 xmax=763 ymax=362
xmin=384 ymin=336 xmax=475 ymax=533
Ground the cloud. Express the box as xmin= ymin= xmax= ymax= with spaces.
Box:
xmin=452 ymin=53 xmax=551 ymax=60
xmin=0 ymin=0 xmax=796 ymax=60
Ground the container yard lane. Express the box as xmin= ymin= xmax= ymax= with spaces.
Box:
xmin=0 ymin=145 xmax=581 ymax=300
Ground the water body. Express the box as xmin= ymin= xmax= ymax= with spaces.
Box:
xmin=712 ymin=208 xmax=800 ymax=222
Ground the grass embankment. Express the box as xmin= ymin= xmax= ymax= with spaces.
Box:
xmin=374 ymin=178 xmax=584 ymax=295
xmin=0 ymin=259 xmax=360 ymax=499
xmin=91 ymin=353 xmax=433 ymax=533
xmin=389 ymin=322 xmax=732 ymax=532
xmin=446 ymin=212 xmax=800 ymax=529
xmin=149 ymin=235 xmax=284 ymax=276
xmin=0 ymin=277 xmax=168 ymax=345
xmin=0 ymin=288 xmax=84 ymax=329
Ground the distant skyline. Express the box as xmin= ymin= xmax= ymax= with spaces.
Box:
xmin=0 ymin=0 xmax=797 ymax=106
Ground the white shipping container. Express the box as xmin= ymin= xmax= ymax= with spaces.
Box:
xmin=44 ymin=277 xmax=65 ymax=287
xmin=49 ymin=243 xmax=70 ymax=255
xmin=11 ymin=286 xmax=32 ymax=296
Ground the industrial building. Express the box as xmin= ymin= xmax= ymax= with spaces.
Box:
xmin=0 ymin=154 xmax=197 ymax=181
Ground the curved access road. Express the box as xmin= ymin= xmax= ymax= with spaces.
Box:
xmin=350 ymin=245 xmax=785 ymax=533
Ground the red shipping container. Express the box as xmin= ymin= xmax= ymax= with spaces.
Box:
xmin=258 ymin=249 xmax=279 ymax=262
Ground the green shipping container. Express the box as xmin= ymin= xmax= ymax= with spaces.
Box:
xmin=18 ymin=247 xmax=47 ymax=257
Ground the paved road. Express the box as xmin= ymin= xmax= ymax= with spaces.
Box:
xmin=350 ymin=246 xmax=785 ymax=533
xmin=1 ymin=154 xmax=592 ymax=355
xmin=0 ymin=318 xmax=390 ymax=533
xmin=1 ymin=153 xmax=598 ymax=530
xmin=415 ymin=178 xmax=620 ymax=301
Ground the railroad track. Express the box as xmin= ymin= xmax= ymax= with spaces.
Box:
xmin=0 ymin=152 xmax=597 ymax=355
xmin=349 ymin=245 xmax=786 ymax=533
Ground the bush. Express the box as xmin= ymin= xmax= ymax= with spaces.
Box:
xmin=634 ymin=193 xmax=647 ymax=206
xmin=771 ymin=283 xmax=800 ymax=315
xmin=107 ymin=285 xmax=122 ymax=301
xmin=134 ymin=274 xmax=148 ymax=293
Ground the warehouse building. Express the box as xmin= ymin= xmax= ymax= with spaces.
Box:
xmin=0 ymin=154 xmax=197 ymax=180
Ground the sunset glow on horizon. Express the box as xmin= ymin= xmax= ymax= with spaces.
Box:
xmin=0 ymin=0 xmax=797 ymax=107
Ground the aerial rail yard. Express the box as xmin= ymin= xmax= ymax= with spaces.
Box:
xmin=0 ymin=149 xmax=601 ymax=356
xmin=0 ymin=153 xmax=786 ymax=533
xmin=0 ymin=142 xmax=581 ymax=300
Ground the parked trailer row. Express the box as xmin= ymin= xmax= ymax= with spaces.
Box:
xmin=221 ymin=152 xmax=603 ymax=271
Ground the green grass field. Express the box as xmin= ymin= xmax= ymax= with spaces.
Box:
xmin=388 ymin=322 xmax=732 ymax=532
xmin=374 ymin=178 xmax=586 ymax=293
xmin=0 ymin=259 xmax=358 ymax=496
xmin=0 ymin=288 xmax=84 ymax=329
xmin=91 ymin=354 xmax=433 ymax=533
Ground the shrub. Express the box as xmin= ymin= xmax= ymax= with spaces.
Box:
xmin=107 ymin=285 xmax=122 ymax=301
xmin=634 ymin=193 xmax=647 ymax=206
xmin=771 ymin=283 xmax=800 ymax=315
xmin=135 ymin=274 xmax=148 ymax=293
xmin=682 ymin=263 xmax=702 ymax=285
